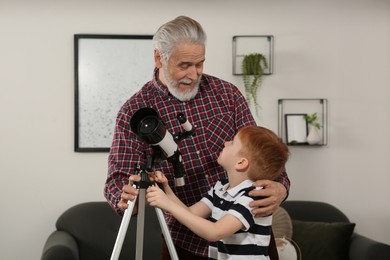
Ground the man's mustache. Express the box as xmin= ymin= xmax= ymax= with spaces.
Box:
xmin=179 ymin=78 xmax=198 ymax=85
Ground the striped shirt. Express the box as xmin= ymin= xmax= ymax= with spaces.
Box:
xmin=201 ymin=179 xmax=272 ymax=259
xmin=104 ymin=69 xmax=290 ymax=257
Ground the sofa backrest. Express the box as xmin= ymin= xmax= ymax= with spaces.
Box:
xmin=281 ymin=200 xmax=350 ymax=223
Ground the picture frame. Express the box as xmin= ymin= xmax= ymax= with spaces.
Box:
xmin=74 ymin=34 xmax=154 ymax=152
xmin=285 ymin=114 xmax=308 ymax=145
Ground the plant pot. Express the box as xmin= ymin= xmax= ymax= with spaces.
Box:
xmin=307 ymin=125 xmax=321 ymax=145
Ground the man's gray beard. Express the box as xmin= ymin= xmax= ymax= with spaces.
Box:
xmin=167 ymin=82 xmax=199 ymax=102
xmin=162 ymin=67 xmax=200 ymax=102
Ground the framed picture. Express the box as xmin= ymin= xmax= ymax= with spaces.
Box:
xmin=74 ymin=34 xmax=154 ymax=152
xmin=285 ymin=114 xmax=308 ymax=145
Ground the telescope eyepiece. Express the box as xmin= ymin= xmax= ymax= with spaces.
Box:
xmin=177 ymin=113 xmax=186 ymax=124
xmin=138 ymin=116 xmax=159 ymax=134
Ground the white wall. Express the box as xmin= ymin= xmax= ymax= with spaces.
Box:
xmin=1 ymin=0 xmax=389 ymax=259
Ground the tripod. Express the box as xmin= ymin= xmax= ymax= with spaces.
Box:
xmin=110 ymin=170 xmax=179 ymax=260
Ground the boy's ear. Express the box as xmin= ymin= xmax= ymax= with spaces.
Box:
xmin=154 ymin=49 xmax=163 ymax=68
xmin=235 ymin=158 xmax=249 ymax=171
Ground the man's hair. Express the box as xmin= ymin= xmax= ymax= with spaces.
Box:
xmin=238 ymin=126 xmax=289 ymax=181
xmin=153 ymin=16 xmax=207 ymax=64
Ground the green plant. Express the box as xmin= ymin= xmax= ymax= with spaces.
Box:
xmin=241 ymin=53 xmax=268 ymax=110
xmin=304 ymin=113 xmax=321 ymax=129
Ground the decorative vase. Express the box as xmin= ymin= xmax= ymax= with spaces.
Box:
xmin=307 ymin=125 xmax=321 ymax=145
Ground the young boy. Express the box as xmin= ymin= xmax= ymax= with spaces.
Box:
xmin=146 ymin=125 xmax=289 ymax=259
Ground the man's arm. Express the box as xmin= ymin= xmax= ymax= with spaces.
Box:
xmin=104 ymin=108 xmax=146 ymax=215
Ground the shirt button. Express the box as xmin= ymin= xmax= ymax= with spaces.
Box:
xmin=196 ymin=151 xmax=200 ymax=155
xmin=205 ymin=174 xmax=209 ymax=178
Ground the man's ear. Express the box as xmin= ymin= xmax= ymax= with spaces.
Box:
xmin=154 ymin=49 xmax=163 ymax=68
xmin=236 ymin=158 xmax=249 ymax=171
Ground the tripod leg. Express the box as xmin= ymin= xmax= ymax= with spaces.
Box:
xmin=155 ymin=208 xmax=179 ymax=260
xmin=110 ymin=186 xmax=137 ymax=260
xmin=135 ymin=189 xmax=146 ymax=260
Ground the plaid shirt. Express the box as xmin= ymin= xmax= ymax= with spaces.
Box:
xmin=104 ymin=69 xmax=290 ymax=257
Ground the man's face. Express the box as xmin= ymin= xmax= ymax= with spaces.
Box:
xmin=156 ymin=42 xmax=205 ymax=101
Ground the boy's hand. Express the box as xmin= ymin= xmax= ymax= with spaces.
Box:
xmin=149 ymin=170 xmax=168 ymax=185
xmin=146 ymin=184 xmax=171 ymax=211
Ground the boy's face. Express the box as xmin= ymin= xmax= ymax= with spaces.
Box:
xmin=217 ymin=134 xmax=244 ymax=171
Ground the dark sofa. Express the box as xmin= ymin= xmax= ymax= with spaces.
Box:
xmin=281 ymin=200 xmax=390 ymax=260
xmin=41 ymin=201 xmax=390 ymax=260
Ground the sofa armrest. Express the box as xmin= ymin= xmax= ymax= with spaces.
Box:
xmin=41 ymin=231 xmax=79 ymax=260
xmin=349 ymin=233 xmax=390 ymax=260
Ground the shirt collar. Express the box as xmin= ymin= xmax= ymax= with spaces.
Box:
xmin=222 ymin=179 xmax=254 ymax=198
xmin=152 ymin=68 xmax=170 ymax=96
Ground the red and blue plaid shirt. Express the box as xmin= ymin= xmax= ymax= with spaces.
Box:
xmin=104 ymin=69 xmax=290 ymax=257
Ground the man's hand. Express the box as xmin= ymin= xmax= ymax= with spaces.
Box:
xmin=117 ymin=175 xmax=141 ymax=212
xmin=248 ymin=180 xmax=287 ymax=218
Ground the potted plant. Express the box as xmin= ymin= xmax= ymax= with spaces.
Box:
xmin=304 ymin=113 xmax=322 ymax=145
xmin=241 ymin=53 xmax=268 ymax=112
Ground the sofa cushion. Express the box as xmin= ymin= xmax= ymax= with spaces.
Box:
xmin=292 ymin=220 xmax=355 ymax=260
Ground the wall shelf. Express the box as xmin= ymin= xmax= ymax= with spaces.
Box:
xmin=232 ymin=35 xmax=274 ymax=75
xmin=278 ymin=99 xmax=328 ymax=146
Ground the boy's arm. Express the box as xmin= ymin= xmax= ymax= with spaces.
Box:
xmin=154 ymin=177 xmax=190 ymax=210
xmin=147 ymin=185 xmax=243 ymax=241
xmin=169 ymin=202 xmax=243 ymax=242
xmin=149 ymin=171 xmax=202 ymax=211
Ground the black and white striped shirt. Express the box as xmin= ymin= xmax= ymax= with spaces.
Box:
xmin=201 ymin=178 xmax=272 ymax=259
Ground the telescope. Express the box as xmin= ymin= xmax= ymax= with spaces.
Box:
xmin=130 ymin=107 xmax=195 ymax=187
xmin=110 ymin=108 xmax=195 ymax=260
